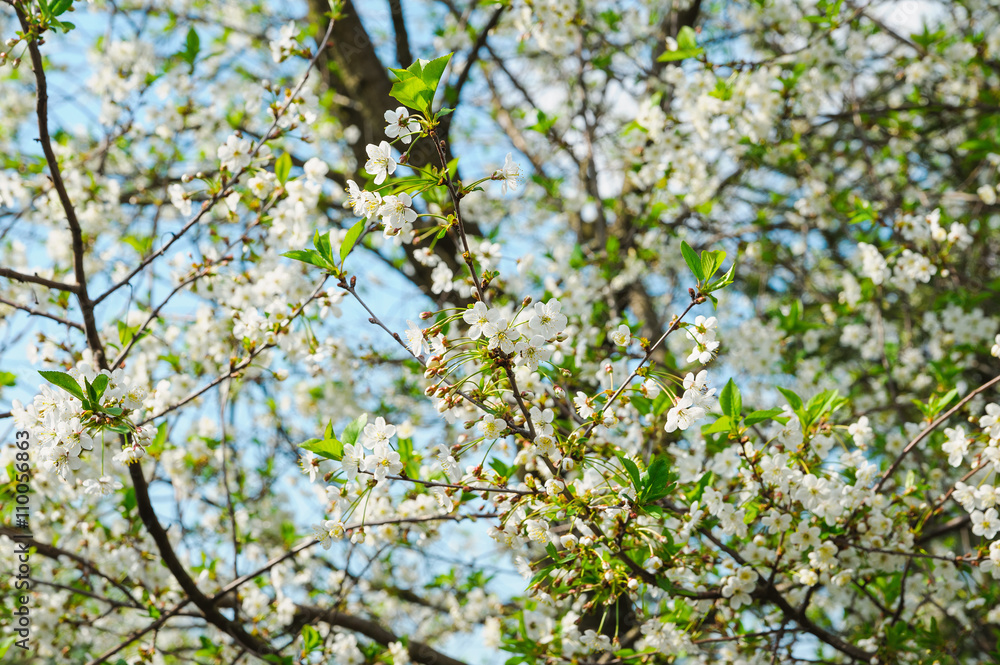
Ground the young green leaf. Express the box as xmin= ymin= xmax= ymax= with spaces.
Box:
xmin=340 ymin=219 xmax=365 ymax=264
xmin=39 ymin=370 xmax=85 ymax=401
xmin=680 ymin=241 xmax=705 ymax=282
xmin=51 ymin=0 xmax=73 ymax=16
xmin=301 ymin=437 xmax=344 ymax=461
xmin=777 ymin=386 xmax=803 ymax=412
xmin=282 ymin=249 xmax=331 ymax=270
xmin=275 ymin=152 xmax=292 ymax=184
xmin=314 ymin=229 xmax=333 ymax=264
xmin=619 ymin=455 xmax=641 ymax=491
xmin=719 ymin=378 xmax=741 ymax=418
xmin=341 ymin=413 xmax=368 ymax=447
xmin=744 ymin=408 xmax=787 ymax=427
xmin=677 ymin=25 xmax=698 ymax=51
xmin=91 ymin=373 xmax=110 ymax=401
xmin=641 ymin=457 xmax=675 ymax=503
xmin=301 ymin=625 xmax=322 ymax=653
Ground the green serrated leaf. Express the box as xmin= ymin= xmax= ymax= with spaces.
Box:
xmin=388 ymin=53 xmax=453 ymax=114
xmin=39 ymin=370 xmax=85 ymax=401
xmin=314 ymin=228 xmax=333 ymax=264
xmin=642 ymin=457 xmax=674 ymax=503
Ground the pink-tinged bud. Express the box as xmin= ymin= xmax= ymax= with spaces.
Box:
xmin=522 ymin=296 xmax=532 ymax=306
xmin=420 ymin=311 xmax=434 ymax=320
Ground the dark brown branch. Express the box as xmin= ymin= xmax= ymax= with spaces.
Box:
xmin=0 ymin=266 xmax=80 ymax=293
xmin=16 ymin=6 xmax=105 ymax=367
xmin=0 ymin=294 xmax=84 ymax=329
xmin=387 ymin=0 xmax=413 ymax=68
xmin=449 ymin=6 xmax=506 ymax=106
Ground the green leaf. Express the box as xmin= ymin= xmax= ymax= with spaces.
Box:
xmin=262 ymin=656 xmax=295 ymax=665
xmin=340 ymin=219 xmax=365 ymax=265
xmin=420 ymin=53 xmax=452 ymax=94
xmin=0 ymin=371 xmax=16 ymax=387
xmin=181 ymin=26 xmax=200 ymax=69
xmin=301 ymin=436 xmax=343 ymax=461
xmin=0 ymin=636 xmax=16 ymax=658
xmin=631 ymin=395 xmax=651 ymax=416
xmin=388 ymin=53 xmax=453 ymax=114
xmin=700 ymin=249 xmax=726 ymax=282
xmin=706 ymin=258 xmax=737 ymax=292
xmin=687 ymin=471 xmax=714 ymax=503
xmin=50 ymin=0 xmax=72 ymax=15
xmin=701 ymin=415 xmax=732 ymax=434
xmin=777 ymin=387 xmax=803 ymax=412
xmin=282 ymin=249 xmax=331 ymax=269
xmin=301 ymin=625 xmax=322 ymax=653
xmin=398 ymin=437 xmax=418 ymax=477
xmin=680 ymin=241 xmax=704 ymax=282
xmin=275 ymin=152 xmax=292 ymax=184
xmin=313 ymin=229 xmax=333 ymax=264
xmin=677 ymin=25 xmax=698 ymax=50
xmin=744 ymin=408 xmax=786 ymax=426
xmin=490 ymin=458 xmax=511 ymax=480
xmin=91 ymin=373 xmax=110 ymax=401
xmin=619 ymin=456 xmax=641 ymax=491
xmin=651 ymin=391 xmax=671 ymax=416
xmin=641 ymin=457 xmax=675 ymax=503
xmin=720 ymin=378 xmax=741 ymax=418
xmin=341 ymin=413 xmax=368 ymax=447
xmin=657 ymin=47 xmax=703 ymax=62
xmin=151 ymin=422 xmax=168 ymax=454
xmin=39 ymin=370 xmax=85 ymax=401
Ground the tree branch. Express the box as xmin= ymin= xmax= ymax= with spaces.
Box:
xmin=294 ymin=605 xmax=469 ymax=665
xmin=387 ymin=0 xmax=413 ymax=68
